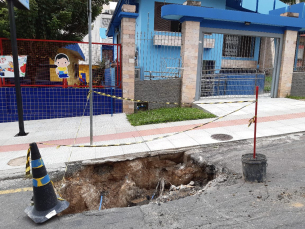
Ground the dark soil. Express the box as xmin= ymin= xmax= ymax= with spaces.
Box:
xmin=55 ymin=152 xmax=216 ymax=215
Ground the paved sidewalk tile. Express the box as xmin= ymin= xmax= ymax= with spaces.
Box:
xmin=2 ymin=97 xmax=305 ymax=171
xmin=95 ymin=146 xmax=125 ymax=159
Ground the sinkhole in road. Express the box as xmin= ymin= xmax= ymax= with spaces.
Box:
xmin=55 ymin=152 xmax=216 ymax=215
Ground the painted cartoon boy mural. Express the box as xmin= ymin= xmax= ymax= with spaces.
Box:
xmin=55 ymin=53 xmax=70 ymax=78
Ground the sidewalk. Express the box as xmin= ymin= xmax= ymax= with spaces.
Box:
xmin=1 ymin=96 xmax=305 ymax=176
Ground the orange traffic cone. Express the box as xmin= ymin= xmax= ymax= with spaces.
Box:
xmin=24 ymin=143 xmax=69 ymax=223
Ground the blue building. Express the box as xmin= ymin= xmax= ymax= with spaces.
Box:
xmin=107 ymin=0 xmax=305 ymax=108
xmin=108 ymin=0 xmax=287 ymax=77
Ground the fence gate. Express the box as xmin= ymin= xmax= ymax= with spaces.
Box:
xmin=198 ymin=28 xmax=282 ymax=99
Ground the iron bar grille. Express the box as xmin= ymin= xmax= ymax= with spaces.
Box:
xmin=135 ymin=31 xmax=183 ymax=80
xmin=200 ymin=33 xmax=277 ymax=98
xmin=154 ymin=2 xmax=181 ymax=32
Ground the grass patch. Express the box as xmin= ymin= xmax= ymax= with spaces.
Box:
xmin=286 ymin=95 xmax=305 ymax=100
xmin=127 ymin=107 xmax=216 ymax=126
xmin=264 ymin=76 xmax=272 ymax=92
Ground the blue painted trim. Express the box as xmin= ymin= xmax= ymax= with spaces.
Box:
xmin=269 ymin=7 xmax=287 ymax=16
xmin=31 ymin=158 xmax=44 ymax=168
xmin=226 ymin=0 xmax=254 ymax=12
xmin=180 ymin=16 xmax=202 ymax=23
xmin=107 ymin=0 xmax=125 ymax=37
xmin=270 ymin=3 xmax=305 ymax=19
xmin=200 ymin=20 xmax=285 ymax=34
xmin=106 ymin=0 xmax=137 ymax=37
xmin=118 ymin=12 xmax=139 ymax=20
xmin=161 ymin=4 xmax=305 ymax=30
xmin=289 ymin=3 xmax=305 ymax=18
xmin=63 ymin=44 xmax=85 ymax=61
xmin=102 ymin=45 xmax=114 ymax=51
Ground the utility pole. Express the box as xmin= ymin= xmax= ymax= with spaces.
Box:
xmin=88 ymin=0 xmax=93 ymax=145
xmin=7 ymin=0 xmax=28 ymax=136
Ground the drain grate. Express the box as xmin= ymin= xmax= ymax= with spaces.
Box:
xmin=211 ymin=134 xmax=233 ymax=141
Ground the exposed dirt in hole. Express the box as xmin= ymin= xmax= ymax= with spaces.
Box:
xmin=55 ymin=152 xmax=216 ymax=215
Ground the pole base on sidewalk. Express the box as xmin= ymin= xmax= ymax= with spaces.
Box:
xmin=15 ymin=132 xmax=29 ymax=137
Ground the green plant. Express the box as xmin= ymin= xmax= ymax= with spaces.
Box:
xmin=127 ymin=107 xmax=216 ymax=126
xmin=286 ymin=95 xmax=305 ymax=100
xmin=264 ymin=76 xmax=272 ymax=92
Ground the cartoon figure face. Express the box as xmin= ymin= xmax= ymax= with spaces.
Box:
xmin=56 ymin=57 xmax=70 ymax=68
xmin=54 ymin=53 xmax=70 ymax=78
xmin=55 ymin=54 xmax=70 ymax=68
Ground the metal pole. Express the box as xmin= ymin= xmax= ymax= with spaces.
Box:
xmin=7 ymin=0 xmax=27 ymax=136
xmin=88 ymin=0 xmax=93 ymax=145
xmin=256 ymin=0 xmax=259 ymax=13
xmin=111 ymin=87 xmax=113 ymax=117
xmin=253 ymin=86 xmax=259 ymax=159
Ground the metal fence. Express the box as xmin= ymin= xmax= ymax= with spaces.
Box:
xmin=201 ymin=68 xmax=265 ymax=97
xmin=0 ymin=38 xmax=123 ymax=123
xmin=135 ymin=31 xmax=183 ymax=80
xmin=0 ymin=38 xmax=121 ymax=88
xmin=200 ymin=33 xmax=277 ymax=98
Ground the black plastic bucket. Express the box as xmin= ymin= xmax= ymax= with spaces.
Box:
xmin=241 ymin=153 xmax=267 ymax=183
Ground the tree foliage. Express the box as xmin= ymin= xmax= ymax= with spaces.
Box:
xmin=0 ymin=0 xmax=109 ymax=41
xmin=280 ymin=0 xmax=305 ymax=5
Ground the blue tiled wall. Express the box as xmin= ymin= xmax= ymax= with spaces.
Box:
xmin=0 ymin=87 xmax=123 ymax=123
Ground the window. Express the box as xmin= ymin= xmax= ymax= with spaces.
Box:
xmin=116 ymin=31 xmax=121 ymax=44
xmin=154 ymin=2 xmax=181 ymax=32
xmin=222 ymin=35 xmax=255 ymax=58
xmin=202 ymin=60 xmax=215 ymax=74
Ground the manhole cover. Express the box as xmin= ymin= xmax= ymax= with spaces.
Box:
xmin=8 ymin=156 xmax=26 ymax=166
xmin=211 ymin=134 xmax=233 ymax=141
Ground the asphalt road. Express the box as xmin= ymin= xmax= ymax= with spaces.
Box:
xmin=1 ymin=132 xmax=305 ymax=229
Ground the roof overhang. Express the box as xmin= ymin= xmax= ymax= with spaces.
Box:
xmin=63 ymin=44 xmax=85 ymax=61
xmin=106 ymin=0 xmax=138 ymax=37
xmin=161 ymin=4 xmax=305 ymax=33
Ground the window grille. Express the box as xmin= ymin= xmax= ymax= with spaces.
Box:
xmin=222 ymin=35 xmax=255 ymax=58
xmin=154 ymin=2 xmax=181 ymax=32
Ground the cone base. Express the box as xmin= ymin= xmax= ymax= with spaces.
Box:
xmin=25 ymin=200 xmax=69 ymax=224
